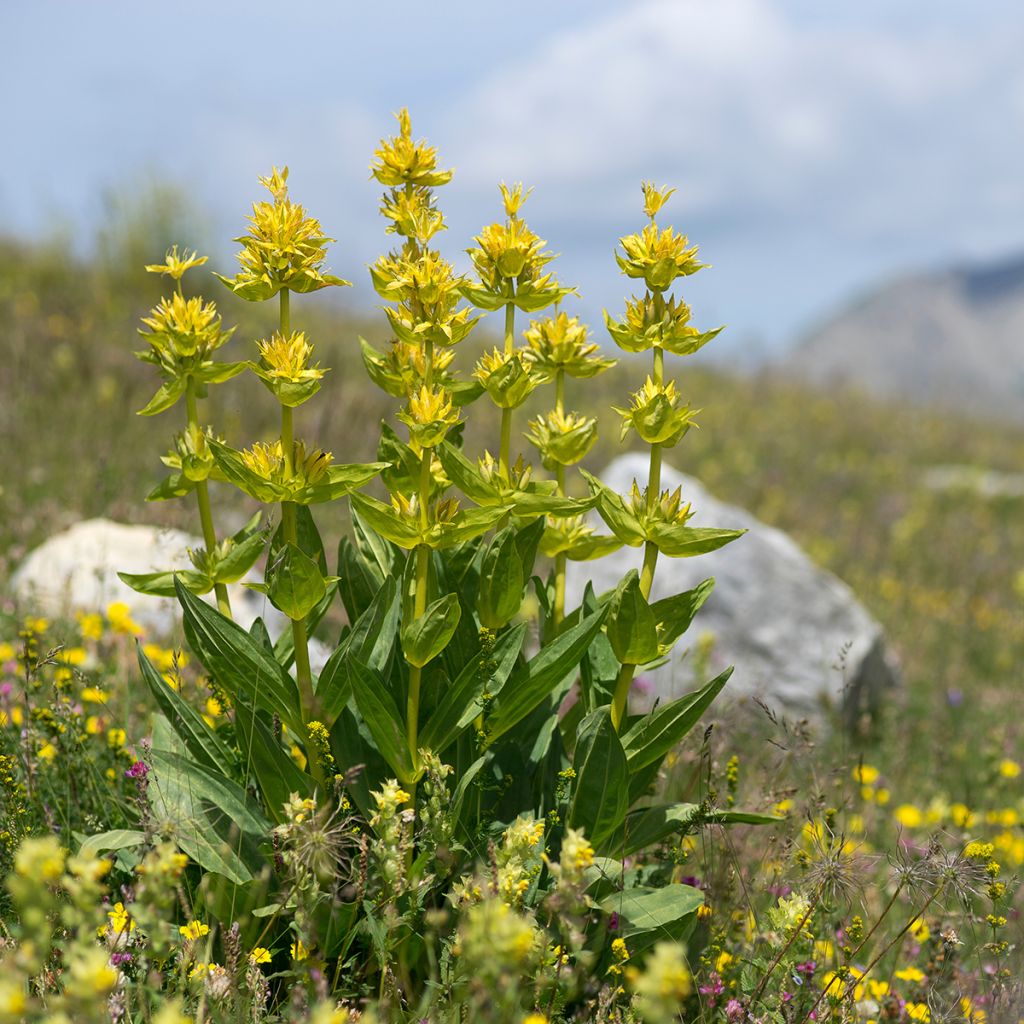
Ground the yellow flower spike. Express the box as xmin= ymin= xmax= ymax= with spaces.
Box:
xmin=218 ymin=166 xmax=350 ymax=301
xmin=612 ymin=376 xmax=697 ymax=447
xmin=525 ymin=408 xmax=598 ymax=470
xmin=641 ymin=181 xmax=677 ymax=221
xmin=372 ymin=108 xmax=453 ymax=188
xmin=522 ymin=312 xmax=617 ymax=380
xmin=139 ymin=292 xmax=234 ymax=361
xmin=474 ymin=348 xmax=543 ymax=409
xmin=616 ymin=222 xmax=705 ymax=292
xmin=398 ymin=385 xmax=460 ymax=448
xmin=380 ymin=186 xmax=446 ymax=242
xmin=145 ymin=244 xmax=209 ymax=282
xmin=253 ymin=330 xmax=328 ymax=407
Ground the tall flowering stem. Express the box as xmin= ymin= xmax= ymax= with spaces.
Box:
xmin=600 ymin=183 xmax=723 ymax=731
xmin=216 ymin=166 xmax=352 ymax=789
xmin=367 ymin=110 xmax=480 ymax=813
xmin=133 ymin=247 xmax=247 ymax=617
xmin=522 ymin=313 xmax=615 ymax=629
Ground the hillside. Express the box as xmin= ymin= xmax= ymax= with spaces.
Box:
xmin=785 ymin=253 xmax=1024 ymax=421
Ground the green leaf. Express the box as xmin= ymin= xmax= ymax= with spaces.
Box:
xmin=316 ymin=579 xmax=400 ymax=727
xmin=194 ymin=360 xmax=248 ymax=385
xmin=208 ymin=438 xmax=285 ymax=503
xmin=349 ymin=492 xmax=421 ymax=549
xmin=146 ymin=472 xmax=196 ymax=501
xmin=478 ymin=528 xmax=524 ymax=629
xmin=651 ymin=578 xmax=715 ymax=653
xmin=77 ymin=829 xmax=146 ymax=860
xmin=420 ymin=622 xmax=526 ymax=753
xmin=149 ymin=749 xmax=269 ymax=835
xmin=297 ymin=462 xmax=390 ymax=504
xmin=606 ymin=570 xmax=660 ymax=665
xmin=580 ymin=470 xmax=645 ymax=546
xmin=175 ymin=578 xmax=302 ymax=734
xmin=621 ymin=668 xmax=732 ymax=772
xmin=259 ymin=542 xmax=328 ymax=621
xmin=349 ymin=658 xmax=415 ymax=782
xmin=431 ymin=505 xmax=506 ymax=548
xmin=599 ymin=883 xmax=703 ymax=953
xmin=118 ymin=569 xmax=211 ymax=597
xmin=138 ymin=377 xmax=187 ymax=416
xmin=613 ymin=803 xmax=781 ymax=858
xmin=647 ymin=524 xmax=745 ymax=558
xmin=401 ymin=593 xmax=461 ymax=668
xmin=486 ymin=604 xmax=608 ymax=745
xmin=437 ymin=442 xmax=498 ymax=504
xmin=569 ymin=709 xmax=630 ymax=848
xmin=137 ymin=641 xmax=234 ymax=774
xmin=212 ymin=530 xmax=267 ymax=584
xmin=234 ymin=699 xmax=314 ymax=822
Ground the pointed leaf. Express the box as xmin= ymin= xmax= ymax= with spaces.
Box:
xmin=349 ymin=658 xmax=415 ymax=782
xmin=569 ymin=708 xmax=630 ymax=847
xmin=401 ymin=593 xmax=461 ymax=668
xmin=175 ymin=578 xmax=302 ymax=734
xmin=621 ymin=668 xmax=732 ymax=771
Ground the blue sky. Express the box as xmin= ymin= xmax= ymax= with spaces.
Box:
xmin=4 ymin=1 xmax=1023 ymax=357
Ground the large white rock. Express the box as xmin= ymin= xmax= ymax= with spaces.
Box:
xmin=566 ymin=455 xmax=896 ymax=719
xmin=10 ymin=518 xmax=284 ymax=637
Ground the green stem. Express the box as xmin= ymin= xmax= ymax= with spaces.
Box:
xmin=277 ymin=290 xmax=324 ymax=789
xmin=185 ymin=381 xmax=231 ymax=617
xmin=499 ymin=297 xmax=516 ymax=477
xmin=610 ymin=332 xmax=665 ymax=732
xmin=405 ymin=342 xmax=436 ymax=805
xmin=553 ymin=369 xmax=567 ymax=631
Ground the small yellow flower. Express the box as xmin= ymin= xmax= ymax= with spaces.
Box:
xmin=895 ymin=966 xmax=926 ymax=983
xmin=146 ymin=244 xmax=209 ymax=281
xmin=697 ymin=903 xmax=713 ymax=920
xmin=81 ymin=687 xmax=109 ymax=704
xmin=291 ymin=939 xmax=309 ymax=961
xmin=24 ymin=616 xmax=49 ymax=634
xmin=108 ymin=901 xmax=136 ymax=934
xmin=76 ymin=612 xmax=104 ymax=640
xmin=522 ymin=1015 xmax=548 ymax=1024
xmin=107 ymin=728 xmax=126 ymax=749
xmin=0 ymin=642 xmax=14 ymax=661
xmin=179 ymin=920 xmax=210 ymax=941
xmin=852 ymin=764 xmax=880 ymax=785
xmin=38 ymin=742 xmax=57 ymax=762
xmin=895 ymin=804 xmax=923 ymax=829
xmin=106 ymin=602 xmax=144 ymax=636
xmin=999 ymin=758 xmax=1020 ymax=779
xmin=249 ymin=947 xmax=272 ymax=965
xmin=906 ymin=1002 xmax=930 ymax=1022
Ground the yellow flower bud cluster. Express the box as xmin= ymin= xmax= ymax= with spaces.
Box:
xmin=218 ymin=166 xmax=350 ymax=301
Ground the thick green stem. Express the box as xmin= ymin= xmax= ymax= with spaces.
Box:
xmin=405 ymin=343 xmax=436 ymax=804
xmin=276 ymin=291 xmax=324 ymax=788
xmin=553 ymin=369 xmax=567 ymax=630
xmin=185 ymin=382 xmax=231 ymax=617
xmin=611 ymin=333 xmax=666 ymax=732
xmin=498 ymin=298 xmax=516 ymax=477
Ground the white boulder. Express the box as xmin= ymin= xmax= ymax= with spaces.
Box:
xmin=10 ymin=518 xmax=284 ymax=637
xmin=566 ymin=454 xmax=896 ymax=719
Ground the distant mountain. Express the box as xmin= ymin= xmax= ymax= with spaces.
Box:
xmin=784 ymin=254 xmax=1024 ymax=422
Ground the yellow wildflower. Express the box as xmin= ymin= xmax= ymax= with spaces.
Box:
xmin=998 ymin=758 xmax=1020 ymax=779
xmin=179 ymin=920 xmax=210 ymax=941
xmin=895 ymin=804 xmax=923 ymax=828
xmin=38 ymin=742 xmax=57 ymax=762
xmin=291 ymin=939 xmax=309 ymax=961
xmin=106 ymin=602 xmax=144 ymax=636
xmin=81 ymin=687 xmax=109 ymax=704
xmin=852 ymin=764 xmax=880 ymax=785
xmin=249 ymin=947 xmax=272 ymax=965
xmin=895 ymin=966 xmax=926 ymax=982
xmin=107 ymin=728 xmax=126 ymax=749
xmin=906 ymin=1002 xmax=930 ymax=1022
xmin=76 ymin=612 xmax=104 ymax=640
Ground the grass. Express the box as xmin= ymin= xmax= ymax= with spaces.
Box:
xmin=1 ymin=224 xmax=1021 ymax=1017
